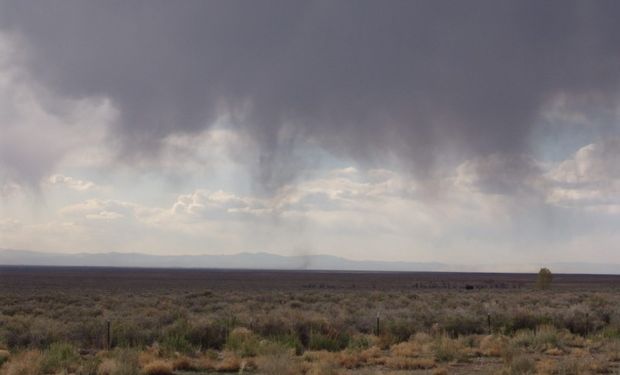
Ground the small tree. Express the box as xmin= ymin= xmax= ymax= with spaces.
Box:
xmin=536 ymin=267 xmax=553 ymax=290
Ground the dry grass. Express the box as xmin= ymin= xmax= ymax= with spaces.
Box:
xmin=4 ymin=269 xmax=620 ymax=374
xmin=138 ymin=351 xmax=159 ymax=367
xmin=385 ymin=356 xmax=436 ymax=370
xmin=214 ymin=352 xmax=243 ymax=372
xmin=480 ymin=335 xmax=507 ymax=357
xmin=545 ymin=347 xmax=564 ymax=356
xmin=305 ymin=361 xmax=339 ymax=375
xmin=390 ymin=341 xmax=422 ymax=357
xmin=171 ymin=356 xmax=194 ymax=371
xmin=358 ymin=346 xmax=382 ymax=363
xmin=97 ymin=358 xmax=120 ymax=375
xmin=432 ymin=335 xmax=469 ymax=363
xmin=141 ymin=360 xmax=173 ymax=375
xmin=256 ymin=352 xmax=302 ymax=375
xmin=504 ymin=354 xmax=536 ymax=374
xmin=0 ymin=350 xmax=42 ymax=375
xmin=337 ymin=351 xmax=364 ymax=369
xmin=191 ymin=356 xmax=217 ymax=371
xmin=536 ymin=358 xmax=557 ymax=375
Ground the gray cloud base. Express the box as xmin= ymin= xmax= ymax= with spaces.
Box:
xmin=1 ymin=0 xmax=620 ymax=188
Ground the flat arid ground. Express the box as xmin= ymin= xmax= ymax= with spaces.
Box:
xmin=1 ymin=267 xmax=620 ymax=374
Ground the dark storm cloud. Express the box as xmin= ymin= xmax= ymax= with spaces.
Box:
xmin=1 ymin=0 xmax=620 ymax=187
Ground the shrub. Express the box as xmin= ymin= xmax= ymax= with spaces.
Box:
xmin=443 ymin=314 xmax=484 ymax=336
xmin=308 ymin=331 xmax=349 ymax=352
xmin=534 ymin=325 xmax=562 ymax=350
xmin=214 ymin=353 xmax=242 ymax=372
xmin=506 ymin=312 xmax=545 ymax=333
xmin=347 ymin=334 xmax=373 ymax=351
xmin=385 ymin=320 xmax=416 ymax=343
xmin=171 ymin=356 xmax=195 ymax=371
xmin=385 ymin=357 xmax=436 ymax=370
xmin=111 ymin=321 xmax=150 ymax=348
xmin=225 ymin=327 xmax=260 ymax=357
xmin=432 ymin=336 xmax=468 ymax=363
xmin=506 ymin=355 xmax=536 ymax=374
xmin=40 ymin=342 xmax=78 ymax=374
xmin=97 ymin=358 xmax=120 ymax=375
xmin=512 ymin=330 xmax=536 ymax=349
xmin=2 ymin=350 xmax=43 ymax=375
xmin=536 ymin=268 xmax=553 ymax=290
xmin=160 ymin=334 xmax=193 ymax=355
xmin=186 ymin=320 xmax=227 ymax=350
xmin=256 ymin=347 xmax=300 ymax=375
xmin=2 ymin=316 xmax=63 ymax=349
xmin=76 ymin=356 xmax=102 ymax=375
xmin=479 ymin=335 xmax=506 ymax=357
xmin=110 ymin=348 xmax=140 ymax=375
xmin=67 ymin=319 xmax=107 ymax=349
xmin=561 ymin=308 xmax=592 ymax=336
xmin=268 ymin=333 xmax=304 ymax=355
xmin=390 ymin=341 xmax=422 ymax=357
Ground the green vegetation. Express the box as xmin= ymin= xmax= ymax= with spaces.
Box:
xmin=1 ymin=268 xmax=619 ymax=374
xmin=536 ymin=267 xmax=553 ymax=290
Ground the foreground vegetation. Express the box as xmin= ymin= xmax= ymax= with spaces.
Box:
xmin=1 ymin=267 xmax=620 ymax=374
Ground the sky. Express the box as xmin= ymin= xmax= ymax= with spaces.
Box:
xmin=1 ymin=0 xmax=619 ymax=266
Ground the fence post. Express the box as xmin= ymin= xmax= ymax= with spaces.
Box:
xmin=376 ymin=312 xmax=380 ymax=336
xmin=105 ymin=320 xmax=111 ymax=350
xmin=487 ymin=313 xmax=491 ymax=334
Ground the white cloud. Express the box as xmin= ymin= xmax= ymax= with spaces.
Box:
xmin=547 ymin=139 xmax=620 ymax=184
xmin=60 ymin=199 xmax=148 ymax=222
xmin=47 ymin=174 xmax=96 ymax=191
xmin=546 ymin=139 xmax=620 ymax=213
xmin=3 ymin=144 xmax=620 ymax=263
xmin=170 ymin=189 xmax=269 ymax=219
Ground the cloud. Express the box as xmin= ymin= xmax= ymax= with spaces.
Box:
xmin=454 ymin=154 xmax=545 ymax=196
xmin=0 ymin=181 xmax=21 ymax=197
xmin=171 ymin=190 xmax=269 ymax=220
xmin=59 ymin=199 xmax=156 ymax=222
xmin=3 ymin=160 xmax=617 ymax=262
xmin=2 ymin=1 xmax=620 ymax=188
xmin=548 ymin=139 xmax=620 ymax=185
xmin=546 ymin=139 xmax=620 ymax=213
xmin=0 ymin=32 xmax=116 ymax=187
xmin=48 ymin=174 xmax=96 ymax=191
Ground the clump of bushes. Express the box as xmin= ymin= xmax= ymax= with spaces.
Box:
xmin=432 ymin=336 xmax=468 ymax=363
xmin=385 ymin=319 xmax=417 ymax=342
xmin=442 ymin=313 xmax=484 ymax=336
xmin=308 ymin=331 xmax=350 ymax=352
xmin=40 ymin=342 xmax=79 ymax=374
xmin=504 ymin=354 xmax=536 ymax=375
xmin=98 ymin=348 xmax=139 ymax=375
xmin=1 ymin=350 xmax=43 ymax=375
xmin=511 ymin=324 xmax=567 ymax=353
xmin=225 ymin=327 xmax=260 ymax=357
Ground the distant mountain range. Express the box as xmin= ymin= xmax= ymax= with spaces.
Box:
xmin=0 ymin=249 xmax=446 ymax=271
xmin=1 ymin=249 xmax=619 ymax=274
